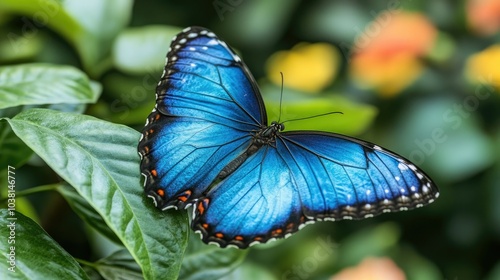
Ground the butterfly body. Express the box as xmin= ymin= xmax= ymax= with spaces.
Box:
xmin=218 ymin=121 xmax=283 ymax=179
xmin=138 ymin=26 xmax=439 ymax=249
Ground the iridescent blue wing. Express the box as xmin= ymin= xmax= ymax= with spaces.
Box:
xmin=138 ymin=27 xmax=266 ymax=209
xmin=278 ymin=133 xmax=438 ymax=218
xmin=192 ymin=132 xmax=439 ymax=248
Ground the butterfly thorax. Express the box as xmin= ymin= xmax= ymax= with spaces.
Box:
xmin=217 ymin=122 xmax=284 ymax=179
xmin=254 ymin=121 xmax=284 ymax=145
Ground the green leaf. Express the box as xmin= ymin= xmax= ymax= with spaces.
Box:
xmin=217 ymin=0 xmax=300 ymax=48
xmin=179 ymin=235 xmax=248 ymax=280
xmin=0 ymin=209 xmax=89 ymax=279
xmin=0 ymin=28 xmax=42 ymax=62
xmin=486 ymin=261 xmax=500 ymax=280
xmin=4 ymin=108 xmax=189 ymax=280
xmin=298 ymin=1 xmax=371 ymax=43
xmin=0 ymin=104 xmax=88 ymax=167
xmin=113 ymin=25 xmax=182 ymax=75
xmin=220 ymin=262 xmax=277 ymax=280
xmin=336 ymin=222 xmax=401 ymax=267
xmin=386 ymin=97 xmax=495 ymax=182
xmin=90 ymin=249 xmax=143 ymax=280
xmin=0 ymin=122 xmax=32 ymax=169
xmin=0 ymin=0 xmax=133 ymax=76
xmin=93 ymin=72 xmax=156 ymax=125
xmin=57 ymin=184 xmax=122 ymax=244
xmin=426 ymin=32 xmax=455 ymax=64
xmin=0 ymin=63 xmax=99 ymax=110
xmin=399 ymin=246 xmax=442 ymax=280
xmin=59 ymin=0 xmax=133 ymax=75
xmin=262 ymin=83 xmax=378 ymax=135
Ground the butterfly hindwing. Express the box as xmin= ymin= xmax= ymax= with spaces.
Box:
xmin=192 ymin=144 xmax=304 ymax=248
xmin=138 ymin=27 xmax=266 ymax=210
xmin=279 ymin=132 xmax=438 ymax=218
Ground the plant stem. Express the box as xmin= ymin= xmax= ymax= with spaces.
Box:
xmin=0 ymin=183 xmax=59 ymax=202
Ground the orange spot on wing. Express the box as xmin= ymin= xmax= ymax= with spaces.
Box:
xmin=151 ymin=169 xmax=157 ymax=177
xmin=197 ymin=198 xmax=209 ymax=215
xmin=197 ymin=203 xmax=204 ymax=215
xmin=178 ymin=189 xmax=192 ymax=202
xmin=215 ymin=232 xmax=224 ymax=239
xmin=156 ymin=189 xmax=165 ymax=197
xmin=271 ymin=228 xmax=283 ymax=236
xmin=202 ymin=223 xmax=209 ymax=229
xmin=234 ymin=235 xmax=244 ymax=241
xmin=155 ymin=114 xmax=160 ymax=120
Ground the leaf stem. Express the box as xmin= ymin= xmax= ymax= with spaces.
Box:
xmin=75 ymin=258 xmax=96 ymax=268
xmin=0 ymin=183 xmax=59 ymax=202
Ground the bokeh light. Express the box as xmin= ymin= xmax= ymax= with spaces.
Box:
xmin=266 ymin=42 xmax=340 ymax=93
xmin=348 ymin=11 xmax=438 ymax=96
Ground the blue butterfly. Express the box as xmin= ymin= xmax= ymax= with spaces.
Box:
xmin=138 ymin=26 xmax=439 ymax=249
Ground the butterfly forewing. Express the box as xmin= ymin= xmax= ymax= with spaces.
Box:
xmin=138 ymin=27 xmax=266 ymax=210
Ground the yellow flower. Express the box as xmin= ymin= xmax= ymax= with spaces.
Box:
xmin=266 ymin=42 xmax=340 ymax=93
xmin=349 ymin=12 xmax=437 ymax=97
xmin=465 ymin=44 xmax=500 ymax=90
xmin=331 ymin=257 xmax=406 ymax=280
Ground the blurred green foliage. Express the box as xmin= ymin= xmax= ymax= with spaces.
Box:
xmin=0 ymin=0 xmax=500 ymax=279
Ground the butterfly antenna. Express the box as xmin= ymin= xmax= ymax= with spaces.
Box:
xmin=278 ymin=72 xmax=284 ymax=123
xmin=282 ymin=111 xmax=344 ymax=124
xmin=276 ymin=72 xmax=343 ymax=124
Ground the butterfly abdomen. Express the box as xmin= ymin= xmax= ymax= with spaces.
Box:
xmin=218 ymin=140 xmax=261 ymax=179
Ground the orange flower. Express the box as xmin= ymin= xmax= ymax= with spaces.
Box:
xmin=331 ymin=257 xmax=406 ymax=280
xmin=266 ymin=42 xmax=340 ymax=93
xmin=466 ymin=0 xmax=500 ymax=36
xmin=465 ymin=44 xmax=500 ymax=91
xmin=349 ymin=11 xmax=437 ymax=97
